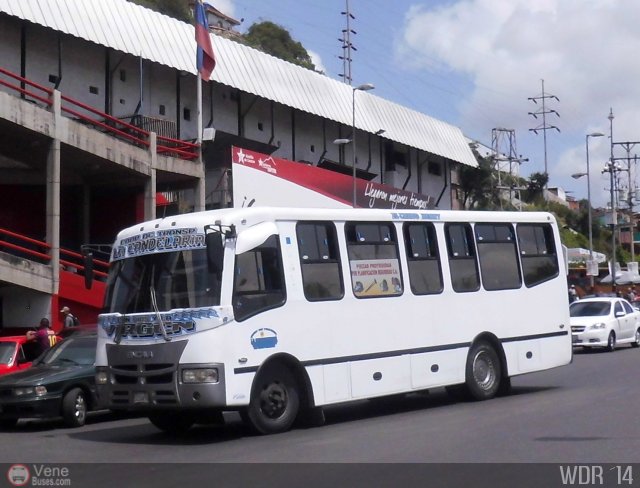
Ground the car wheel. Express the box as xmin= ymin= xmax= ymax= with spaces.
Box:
xmin=465 ymin=341 xmax=502 ymax=400
xmin=243 ymin=364 xmax=300 ymax=435
xmin=606 ymin=332 xmax=616 ymax=352
xmin=62 ymin=388 xmax=88 ymax=427
xmin=632 ymin=329 xmax=640 ymax=348
xmin=148 ymin=412 xmax=196 ymax=435
xmin=0 ymin=418 xmax=18 ymax=430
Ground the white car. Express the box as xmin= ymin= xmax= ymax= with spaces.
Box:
xmin=570 ymin=297 xmax=640 ymax=351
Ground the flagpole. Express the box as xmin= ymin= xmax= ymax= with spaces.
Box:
xmin=194 ymin=35 xmax=205 ymax=211
xmin=194 ymin=0 xmax=214 ymax=212
xmin=197 ymin=72 xmax=203 ymax=147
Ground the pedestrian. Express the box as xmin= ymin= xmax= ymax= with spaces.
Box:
xmin=60 ymin=306 xmax=79 ymax=327
xmin=626 ymin=287 xmax=636 ymax=302
xmin=568 ymin=284 xmax=578 ymax=303
xmin=26 ymin=318 xmax=57 ymax=357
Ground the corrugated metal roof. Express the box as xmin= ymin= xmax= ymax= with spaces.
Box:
xmin=0 ymin=0 xmax=477 ymax=167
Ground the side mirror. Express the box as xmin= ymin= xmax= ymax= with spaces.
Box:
xmin=615 ymin=311 xmax=625 ymax=318
xmin=205 ymin=233 xmax=224 ymax=276
xmin=83 ymin=251 xmax=94 ymax=289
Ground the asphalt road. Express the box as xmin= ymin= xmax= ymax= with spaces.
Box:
xmin=2 ymin=346 xmax=639 ymax=487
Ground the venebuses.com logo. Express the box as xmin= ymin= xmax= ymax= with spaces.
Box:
xmin=6 ymin=464 xmax=71 ymax=486
xmin=6 ymin=465 xmax=30 ymax=487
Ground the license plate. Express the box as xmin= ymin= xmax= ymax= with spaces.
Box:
xmin=572 ymin=336 xmax=580 ymax=344
xmin=133 ymin=392 xmax=149 ymax=404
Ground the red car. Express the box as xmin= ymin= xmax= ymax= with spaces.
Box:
xmin=0 ymin=335 xmax=41 ymax=376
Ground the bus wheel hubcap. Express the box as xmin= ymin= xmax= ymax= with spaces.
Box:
xmin=473 ymin=352 xmax=495 ymax=390
xmin=260 ymin=383 xmax=287 ymax=419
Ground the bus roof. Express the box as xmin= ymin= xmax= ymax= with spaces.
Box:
xmin=115 ymin=207 xmax=557 ymax=242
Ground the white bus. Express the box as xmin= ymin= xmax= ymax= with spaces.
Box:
xmin=94 ymin=207 xmax=572 ymax=434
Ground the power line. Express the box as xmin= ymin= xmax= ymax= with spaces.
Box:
xmin=491 ymin=128 xmax=528 ymax=209
xmin=528 ymin=79 xmax=560 ymax=179
xmin=338 ymin=0 xmax=355 ymax=84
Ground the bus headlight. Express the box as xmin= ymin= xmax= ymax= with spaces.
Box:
xmin=96 ymin=371 xmax=109 ymax=385
xmin=182 ymin=368 xmax=218 ymax=384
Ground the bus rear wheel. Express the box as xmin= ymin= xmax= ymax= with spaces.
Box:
xmin=465 ymin=342 xmax=502 ymax=401
xmin=243 ymin=364 xmax=300 ymax=435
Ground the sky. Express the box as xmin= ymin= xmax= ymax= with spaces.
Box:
xmin=210 ymin=0 xmax=640 ymax=208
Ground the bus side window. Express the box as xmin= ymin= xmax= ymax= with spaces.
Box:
xmin=297 ymin=222 xmax=344 ymax=301
xmin=403 ymin=222 xmax=443 ymax=295
xmin=345 ymin=222 xmax=403 ymax=298
xmin=232 ymin=235 xmax=286 ymax=321
xmin=517 ymin=224 xmax=559 ymax=287
xmin=445 ymin=223 xmax=480 ymax=292
xmin=475 ymin=223 xmax=521 ymax=291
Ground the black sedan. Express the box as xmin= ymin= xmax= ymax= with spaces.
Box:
xmin=0 ymin=334 xmax=97 ymax=428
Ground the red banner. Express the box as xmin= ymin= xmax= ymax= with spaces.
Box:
xmin=232 ymin=147 xmax=434 ymax=210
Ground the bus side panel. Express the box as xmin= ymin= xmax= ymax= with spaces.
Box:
xmin=349 ymin=355 xmax=411 ymax=399
xmin=226 ymin=371 xmax=255 ymax=406
xmin=503 ymin=335 xmax=571 ymax=377
xmin=516 ymin=340 xmax=542 ymax=373
xmin=305 ymin=365 xmax=326 ymax=405
xmin=410 ymin=349 xmax=466 ymax=389
xmin=322 ymin=363 xmax=351 ymax=403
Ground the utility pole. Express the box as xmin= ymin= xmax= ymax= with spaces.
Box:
xmin=608 ymin=109 xmax=617 ymax=288
xmin=338 ymin=0 xmax=355 ymax=85
xmin=491 ymin=128 xmax=528 ymax=209
xmin=611 ymin=141 xmax=640 ymax=261
xmin=528 ymin=79 xmax=560 ymax=183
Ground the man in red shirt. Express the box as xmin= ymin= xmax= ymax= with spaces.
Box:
xmin=26 ymin=318 xmax=57 ymax=357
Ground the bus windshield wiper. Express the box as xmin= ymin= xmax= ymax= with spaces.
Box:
xmin=150 ymin=285 xmax=171 ymax=342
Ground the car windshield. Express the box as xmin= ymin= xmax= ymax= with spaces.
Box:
xmin=103 ymin=249 xmax=222 ymax=314
xmin=0 ymin=342 xmax=16 ymax=365
xmin=570 ymin=301 xmax=611 ymax=317
xmin=39 ymin=336 xmax=96 ymax=366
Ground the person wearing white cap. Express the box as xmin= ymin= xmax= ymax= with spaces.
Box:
xmin=568 ymin=285 xmax=578 ymax=303
xmin=60 ymin=306 xmax=79 ymax=327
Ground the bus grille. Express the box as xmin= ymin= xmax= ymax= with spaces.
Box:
xmin=105 ymin=340 xmax=187 ymax=407
xmin=111 ymin=363 xmax=174 ymax=384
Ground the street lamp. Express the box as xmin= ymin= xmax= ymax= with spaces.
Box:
xmin=334 ymin=83 xmax=375 ymax=208
xmin=572 ymin=132 xmax=604 ymax=289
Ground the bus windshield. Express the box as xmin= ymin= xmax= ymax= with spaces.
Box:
xmin=103 ymin=249 xmax=222 ymax=314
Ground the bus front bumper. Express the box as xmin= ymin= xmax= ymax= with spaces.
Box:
xmin=95 ymin=364 xmax=227 ymax=410
xmin=96 ymin=342 xmax=228 ymax=410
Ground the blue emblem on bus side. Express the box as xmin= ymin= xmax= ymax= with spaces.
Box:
xmin=251 ymin=328 xmax=278 ymax=349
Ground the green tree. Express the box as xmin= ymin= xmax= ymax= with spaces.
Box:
xmin=459 ymin=151 xmax=501 ymax=209
xmin=243 ymin=21 xmax=316 ymax=70
xmin=128 ymin=0 xmax=191 ymax=22
xmin=524 ymin=172 xmax=549 ymax=204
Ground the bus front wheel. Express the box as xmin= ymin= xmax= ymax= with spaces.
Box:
xmin=465 ymin=342 xmax=501 ymax=401
xmin=243 ymin=364 xmax=300 ymax=435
